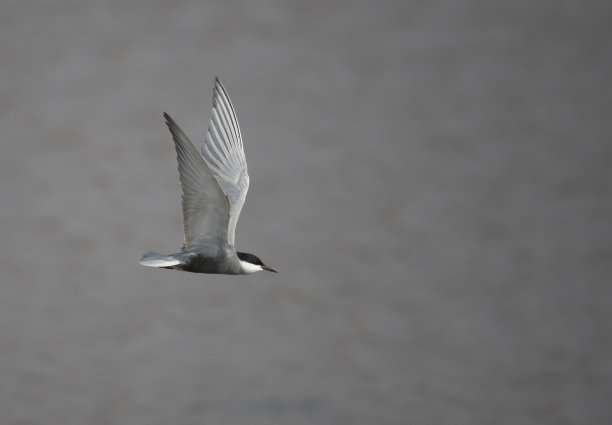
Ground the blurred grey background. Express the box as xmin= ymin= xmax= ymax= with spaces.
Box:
xmin=1 ymin=1 xmax=610 ymax=424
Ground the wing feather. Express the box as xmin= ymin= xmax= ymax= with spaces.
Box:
xmin=201 ymin=78 xmax=249 ymax=245
xmin=162 ymin=78 xmax=249 ymax=249
xmin=163 ymin=112 xmax=230 ymax=250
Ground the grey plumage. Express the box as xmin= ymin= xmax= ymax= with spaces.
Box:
xmin=139 ymin=78 xmax=276 ymax=275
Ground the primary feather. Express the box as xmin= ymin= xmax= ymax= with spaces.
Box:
xmin=202 ymin=78 xmax=249 ymax=246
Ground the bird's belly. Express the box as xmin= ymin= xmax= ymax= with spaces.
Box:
xmin=177 ymin=252 xmax=240 ymax=274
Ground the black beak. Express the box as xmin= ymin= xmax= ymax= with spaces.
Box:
xmin=262 ymin=265 xmax=278 ymax=273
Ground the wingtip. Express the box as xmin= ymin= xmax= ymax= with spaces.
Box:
xmin=214 ymin=77 xmax=227 ymax=93
xmin=163 ymin=112 xmax=176 ymax=128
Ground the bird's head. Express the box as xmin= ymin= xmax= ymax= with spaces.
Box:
xmin=237 ymin=252 xmax=278 ymax=274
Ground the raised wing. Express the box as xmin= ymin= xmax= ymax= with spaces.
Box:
xmin=200 ymin=78 xmax=249 ymax=246
xmin=164 ymin=112 xmax=230 ymax=250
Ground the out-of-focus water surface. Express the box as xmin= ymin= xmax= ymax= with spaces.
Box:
xmin=1 ymin=1 xmax=610 ymax=424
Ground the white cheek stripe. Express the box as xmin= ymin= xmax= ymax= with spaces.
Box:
xmin=239 ymin=260 xmax=263 ymax=274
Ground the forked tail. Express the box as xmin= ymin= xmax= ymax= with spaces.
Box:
xmin=139 ymin=251 xmax=182 ymax=269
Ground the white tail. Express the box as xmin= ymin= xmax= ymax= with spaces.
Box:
xmin=139 ymin=251 xmax=182 ymax=268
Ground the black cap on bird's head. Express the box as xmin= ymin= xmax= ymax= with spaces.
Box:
xmin=237 ymin=252 xmax=278 ymax=273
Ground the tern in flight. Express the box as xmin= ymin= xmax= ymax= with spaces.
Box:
xmin=139 ymin=78 xmax=277 ymax=275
